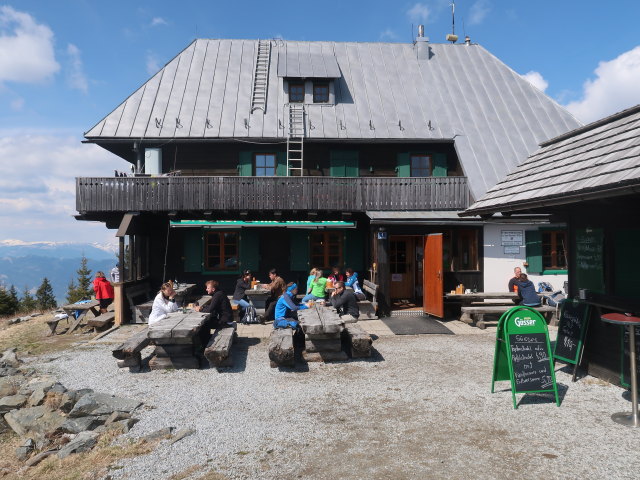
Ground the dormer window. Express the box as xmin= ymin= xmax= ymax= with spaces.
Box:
xmin=289 ymin=82 xmax=305 ymax=103
xmin=313 ymin=82 xmax=329 ymax=103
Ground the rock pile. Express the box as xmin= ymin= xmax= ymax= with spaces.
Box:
xmin=0 ymin=348 xmax=143 ymax=467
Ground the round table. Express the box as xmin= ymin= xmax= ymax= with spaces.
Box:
xmin=601 ymin=313 xmax=640 ymax=427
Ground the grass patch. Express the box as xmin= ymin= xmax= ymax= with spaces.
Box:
xmin=0 ymin=428 xmax=159 ymax=480
xmin=0 ymin=313 xmax=86 ymax=356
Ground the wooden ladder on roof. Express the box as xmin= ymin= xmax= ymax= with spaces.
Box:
xmin=250 ymin=40 xmax=271 ymax=113
xmin=287 ymin=103 xmax=305 ymax=176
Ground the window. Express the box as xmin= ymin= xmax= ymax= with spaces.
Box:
xmin=455 ymin=229 xmax=479 ymax=271
xmin=542 ymin=230 xmax=568 ymax=270
xmin=390 ymin=240 xmax=408 ymax=274
xmin=310 ymin=232 xmax=343 ymax=269
xmin=255 ymin=153 xmax=276 ymax=176
xmin=313 ymin=82 xmax=329 ymax=103
xmin=410 ymin=154 xmax=432 ymax=177
xmin=289 ymin=82 xmax=305 ymax=103
xmin=205 ymin=231 xmax=239 ymax=271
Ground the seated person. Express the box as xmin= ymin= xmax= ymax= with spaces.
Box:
xmin=149 ymin=282 xmax=178 ymax=325
xmin=302 ymin=269 xmax=327 ymax=302
xmin=274 ymin=282 xmax=309 ymax=329
xmin=345 ymin=268 xmax=366 ymax=300
xmin=232 ymin=270 xmax=252 ymax=313
xmin=508 ymin=266 xmax=522 ymax=292
xmin=306 ymin=267 xmax=318 ymax=293
xmin=195 ymin=280 xmax=233 ymax=329
xmin=264 ymin=268 xmax=286 ymax=321
xmin=327 ymin=281 xmax=359 ymax=322
xmin=515 ymin=274 xmax=541 ymax=307
xmin=327 ymin=266 xmax=345 ymax=284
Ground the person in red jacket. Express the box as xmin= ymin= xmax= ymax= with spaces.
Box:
xmin=93 ymin=271 xmax=115 ymax=314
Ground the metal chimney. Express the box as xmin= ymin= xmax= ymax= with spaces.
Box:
xmin=415 ymin=25 xmax=429 ymax=60
xmin=418 ymin=25 xmax=424 ymax=38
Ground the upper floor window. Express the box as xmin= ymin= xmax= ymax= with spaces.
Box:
xmin=313 ymin=82 xmax=329 ymax=103
xmin=411 ymin=154 xmax=432 ymax=177
xmin=255 ymin=153 xmax=276 ymax=176
xmin=289 ymin=82 xmax=305 ymax=103
xmin=542 ymin=230 xmax=568 ymax=270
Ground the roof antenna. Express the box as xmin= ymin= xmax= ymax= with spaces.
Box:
xmin=446 ymin=2 xmax=458 ymax=43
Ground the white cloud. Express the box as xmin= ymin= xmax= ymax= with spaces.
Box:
xmin=10 ymin=97 xmax=24 ymax=111
xmin=407 ymin=3 xmax=431 ymax=23
xmin=66 ymin=43 xmax=88 ymax=94
xmin=468 ymin=0 xmax=491 ymax=26
xmin=146 ymin=51 xmax=161 ymax=75
xmin=565 ymin=46 xmax=640 ymax=123
xmin=150 ymin=17 xmax=167 ymax=27
xmin=380 ymin=28 xmax=397 ymax=41
xmin=0 ymin=6 xmax=59 ymax=84
xmin=522 ymin=71 xmax=548 ymax=92
xmin=0 ymin=132 xmax=129 ymax=243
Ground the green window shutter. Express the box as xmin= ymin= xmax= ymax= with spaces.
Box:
xmin=525 ymin=230 xmax=543 ymax=274
xmin=330 ymin=150 xmax=359 ymax=177
xmin=345 ymin=152 xmax=359 ymax=177
xmin=239 ymin=229 xmax=260 ymax=272
xmin=432 ymin=153 xmax=448 ymax=177
xmin=396 ymin=153 xmax=410 ymax=177
xmin=276 ymin=152 xmax=287 ymax=176
xmin=330 ymin=151 xmax=345 ymax=177
xmin=344 ymin=229 xmax=364 ymax=272
xmin=183 ymin=228 xmax=202 ymax=272
xmin=239 ymin=151 xmax=253 ymax=176
xmin=290 ymin=230 xmax=310 ymax=271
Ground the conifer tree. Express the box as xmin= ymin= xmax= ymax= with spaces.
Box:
xmin=7 ymin=285 xmax=20 ymax=314
xmin=0 ymin=287 xmax=14 ymax=315
xmin=20 ymin=286 xmax=37 ymax=313
xmin=36 ymin=278 xmax=57 ymax=311
xmin=66 ymin=278 xmax=80 ymax=304
xmin=75 ymin=256 xmax=93 ymax=300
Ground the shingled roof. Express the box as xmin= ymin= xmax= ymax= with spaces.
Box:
xmin=463 ymin=104 xmax=640 ymax=215
xmin=84 ymin=38 xmax=580 ymax=199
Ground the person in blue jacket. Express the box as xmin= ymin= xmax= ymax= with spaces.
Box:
xmin=274 ymin=282 xmax=310 ymax=329
xmin=515 ymin=273 xmax=541 ymax=306
xmin=345 ymin=268 xmax=366 ymax=300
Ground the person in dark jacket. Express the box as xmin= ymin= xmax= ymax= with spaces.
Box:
xmin=327 ymin=281 xmax=360 ymax=322
xmin=195 ymin=280 xmax=233 ymax=328
xmin=232 ymin=270 xmax=252 ymax=312
xmin=515 ymin=274 xmax=541 ymax=306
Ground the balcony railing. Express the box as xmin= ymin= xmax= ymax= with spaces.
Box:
xmin=76 ymin=176 xmax=470 ymax=213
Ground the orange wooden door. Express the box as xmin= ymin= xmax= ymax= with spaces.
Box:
xmin=423 ymin=234 xmax=444 ymax=317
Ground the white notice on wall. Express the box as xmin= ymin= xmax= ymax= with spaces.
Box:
xmin=501 ymin=230 xmax=523 ymax=246
xmin=504 ymin=246 xmax=520 ymax=254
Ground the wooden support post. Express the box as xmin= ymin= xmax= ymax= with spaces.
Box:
xmin=113 ymin=283 xmax=124 ymax=326
xmin=376 ymin=228 xmax=391 ymax=317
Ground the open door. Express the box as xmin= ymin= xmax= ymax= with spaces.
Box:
xmin=423 ymin=234 xmax=444 ymax=317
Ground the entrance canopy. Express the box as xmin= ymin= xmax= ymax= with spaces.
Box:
xmin=366 ymin=211 xmax=483 ymax=226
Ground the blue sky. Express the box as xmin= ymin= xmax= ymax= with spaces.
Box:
xmin=1 ymin=0 xmax=640 ymax=245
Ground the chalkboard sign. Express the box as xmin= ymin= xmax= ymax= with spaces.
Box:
xmin=492 ymin=306 xmax=559 ymax=409
xmin=574 ymin=227 xmax=604 ymax=294
xmin=621 ymin=327 xmax=640 ymax=393
xmin=510 ymin=333 xmax=554 ymax=392
xmin=554 ymin=300 xmax=591 ymax=365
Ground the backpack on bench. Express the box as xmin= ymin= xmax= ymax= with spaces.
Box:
xmin=241 ymin=304 xmax=259 ymax=324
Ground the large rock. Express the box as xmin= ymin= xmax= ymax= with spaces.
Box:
xmin=0 ymin=394 xmax=28 ymax=413
xmin=0 ymin=375 xmax=26 ymax=398
xmin=0 ymin=348 xmax=21 ymax=368
xmin=59 ymin=416 xmax=107 ymax=434
xmin=18 ymin=376 xmax=57 ymax=396
xmin=57 ymin=431 xmax=98 ymax=459
xmin=69 ymin=392 xmax=142 ymax=418
xmin=15 ymin=438 xmax=35 ymax=461
xmin=25 ymin=449 xmax=57 ymax=467
xmin=0 ymin=366 xmax=20 ymax=377
xmin=4 ymin=405 xmax=65 ymax=439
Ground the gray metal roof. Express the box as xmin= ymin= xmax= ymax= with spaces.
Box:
xmin=277 ymin=42 xmax=341 ymax=78
xmin=464 ymin=104 xmax=640 ymax=215
xmin=84 ymin=38 xmax=581 ymax=200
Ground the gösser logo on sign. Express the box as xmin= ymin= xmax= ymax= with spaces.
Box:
xmin=514 ymin=317 xmax=536 ymax=327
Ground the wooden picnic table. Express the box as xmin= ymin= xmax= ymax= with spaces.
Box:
xmin=245 ymin=287 xmax=271 ymax=310
xmin=59 ymin=300 xmax=101 ymax=335
xmin=147 ymin=310 xmax=211 ymax=369
xmin=297 ymin=304 xmax=347 ymax=362
xmin=445 ymin=292 xmax=519 ymax=306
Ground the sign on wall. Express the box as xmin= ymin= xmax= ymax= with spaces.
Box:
xmin=504 ymin=246 xmax=520 ymax=254
xmin=501 ymin=230 xmax=524 ymax=246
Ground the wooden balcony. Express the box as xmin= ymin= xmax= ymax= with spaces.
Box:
xmin=76 ymin=176 xmax=470 ymax=214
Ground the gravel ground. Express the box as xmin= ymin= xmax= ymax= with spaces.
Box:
xmin=31 ymin=332 xmax=640 ymax=480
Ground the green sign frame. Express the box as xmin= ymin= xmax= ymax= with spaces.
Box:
xmin=492 ymin=306 xmax=560 ymax=409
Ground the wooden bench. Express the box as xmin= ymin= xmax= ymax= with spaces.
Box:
xmin=112 ymin=327 xmax=150 ymax=370
xmin=87 ymin=311 xmax=115 ymax=332
xmin=359 ymin=280 xmax=379 ymax=320
xmin=461 ymin=304 xmax=557 ymax=329
xmin=204 ymin=326 xmax=236 ymax=368
xmin=268 ymin=328 xmax=294 ymax=368
xmin=343 ymin=323 xmax=372 ymax=358
xmin=125 ymin=283 xmax=153 ymax=323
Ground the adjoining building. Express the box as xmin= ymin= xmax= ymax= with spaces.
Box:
xmin=463 ymin=104 xmax=640 ymax=385
xmin=76 ymin=32 xmax=580 ymax=321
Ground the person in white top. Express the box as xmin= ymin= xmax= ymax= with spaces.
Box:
xmin=148 ymin=282 xmax=178 ymax=325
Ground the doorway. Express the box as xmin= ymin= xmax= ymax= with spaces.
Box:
xmin=389 ymin=236 xmax=423 ymax=307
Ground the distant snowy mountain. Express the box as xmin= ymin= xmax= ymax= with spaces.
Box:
xmin=0 ymin=241 xmax=118 ymax=304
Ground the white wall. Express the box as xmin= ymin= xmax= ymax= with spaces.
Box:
xmin=483 ymin=223 xmax=567 ymax=292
